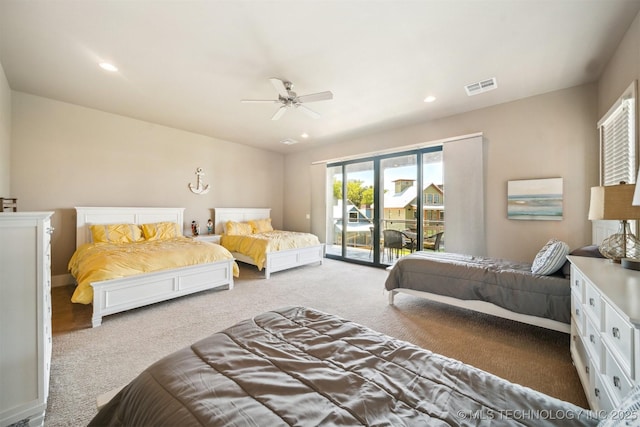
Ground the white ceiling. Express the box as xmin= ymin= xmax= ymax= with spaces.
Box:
xmin=1 ymin=0 xmax=639 ymax=154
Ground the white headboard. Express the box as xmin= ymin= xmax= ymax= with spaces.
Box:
xmin=75 ymin=207 xmax=185 ymax=248
xmin=214 ymin=208 xmax=271 ymax=235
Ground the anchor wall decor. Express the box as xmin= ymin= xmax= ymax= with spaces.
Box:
xmin=188 ymin=167 xmax=210 ymax=195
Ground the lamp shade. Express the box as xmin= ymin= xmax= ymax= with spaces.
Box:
xmin=588 ymin=184 xmax=640 ymax=220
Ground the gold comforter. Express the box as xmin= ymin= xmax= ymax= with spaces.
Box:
xmin=220 ymin=230 xmax=321 ymax=270
xmin=69 ymin=237 xmax=239 ymax=304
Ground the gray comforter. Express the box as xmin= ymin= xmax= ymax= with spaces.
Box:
xmin=385 ymin=251 xmax=571 ymax=323
xmin=89 ymin=307 xmax=597 ymax=426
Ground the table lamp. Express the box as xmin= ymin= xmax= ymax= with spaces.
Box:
xmin=588 ymin=183 xmax=640 ymax=263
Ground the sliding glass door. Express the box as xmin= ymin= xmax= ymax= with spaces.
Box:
xmin=326 ymin=161 xmax=376 ymax=262
xmin=422 ymin=149 xmax=445 ymax=248
xmin=327 ymin=146 xmax=443 ymax=266
xmin=380 ymin=154 xmax=418 ymax=263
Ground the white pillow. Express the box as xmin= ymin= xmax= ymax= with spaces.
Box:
xmin=531 ymin=239 xmax=570 ymax=275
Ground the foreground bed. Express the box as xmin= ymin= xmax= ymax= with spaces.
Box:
xmin=90 ymin=306 xmax=600 ymax=426
xmin=72 ymin=207 xmax=238 ymax=327
xmin=215 ymin=207 xmax=324 ymax=278
xmin=385 ymin=251 xmax=571 ymax=333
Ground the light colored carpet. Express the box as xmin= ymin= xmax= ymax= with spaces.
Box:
xmin=45 ymin=259 xmax=587 ymax=426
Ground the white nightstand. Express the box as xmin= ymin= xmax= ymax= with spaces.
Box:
xmin=190 ymin=234 xmax=221 ymax=244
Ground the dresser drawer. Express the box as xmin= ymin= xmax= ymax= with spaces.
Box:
xmin=593 ymin=370 xmax=615 ymax=413
xmin=603 ymin=300 xmax=634 ymax=378
xmin=571 ymin=328 xmax=591 ymax=387
xmin=603 ymin=345 xmax=634 ymax=405
xmin=584 ymin=280 xmax=602 ymax=323
xmin=570 ymin=265 xmax=585 ymax=303
xmin=584 ymin=314 xmax=602 ymax=369
xmin=571 ymin=291 xmax=585 ymax=335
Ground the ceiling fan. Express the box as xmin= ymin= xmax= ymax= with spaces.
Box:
xmin=241 ymin=78 xmax=333 ymax=120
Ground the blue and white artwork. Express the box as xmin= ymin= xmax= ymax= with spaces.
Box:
xmin=507 ymin=178 xmax=563 ymax=220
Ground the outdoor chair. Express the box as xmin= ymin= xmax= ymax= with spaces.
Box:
xmin=423 ymin=231 xmax=444 ymax=251
xmin=402 ymin=230 xmax=418 ymax=252
xmin=383 ymin=229 xmax=404 ymax=261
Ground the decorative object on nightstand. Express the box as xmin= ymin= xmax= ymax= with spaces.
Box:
xmin=588 ymin=183 xmax=640 ymax=262
xmin=191 ymin=220 xmax=200 ymax=236
xmin=207 ymin=219 xmax=213 ymax=235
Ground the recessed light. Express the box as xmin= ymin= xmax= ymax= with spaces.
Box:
xmin=301 ymin=133 xmax=309 ymax=139
xmin=280 ymin=138 xmax=298 ymax=145
xmin=424 ymin=95 xmax=436 ymax=103
xmin=99 ymin=62 xmax=118 ymax=72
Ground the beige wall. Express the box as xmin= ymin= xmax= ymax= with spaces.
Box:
xmin=10 ymin=92 xmax=284 ymax=277
xmin=597 ymin=11 xmax=640 ymax=118
xmin=284 ymin=84 xmax=598 ymax=262
xmin=0 ymin=62 xmax=10 ymax=196
xmin=7 ymin=9 xmax=638 ymax=275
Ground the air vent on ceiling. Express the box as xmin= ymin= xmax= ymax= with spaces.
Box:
xmin=465 ymin=77 xmax=497 ymax=96
xmin=280 ymin=138 xmax=298 ymax=145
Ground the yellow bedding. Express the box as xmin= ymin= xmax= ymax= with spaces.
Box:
xmin=220 ymin=230 xmax=321 ymax=270
xmin=69 ymin=237 xmax=239 ymax=304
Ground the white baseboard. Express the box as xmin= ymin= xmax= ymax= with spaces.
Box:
xmin=52 ymin=273 xmax=74 ymax=288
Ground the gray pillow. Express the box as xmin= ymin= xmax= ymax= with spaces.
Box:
xmin=531 ymin=239 xmax=570 ymax=275
xmin=561 ymin=245 xmax=604 ymax=277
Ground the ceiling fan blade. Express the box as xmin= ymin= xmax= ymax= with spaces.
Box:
xmin=271 ymin=106 xmax=288 ymax=120
xmin=296 ymin=91 xmax=333 ymax=103
xmin=296 ymin=104 xmax=321 ymax=119
xmin=269 ymin=78 xmax=289 ymax=98
xmin=241 ymin=99 xmax=279 ymax=104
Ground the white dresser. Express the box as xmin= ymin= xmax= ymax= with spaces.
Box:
xmin=0 ymin=212 xmax=54 ymax=427
xmin=568 ymin=255 xmax=640 ymax=413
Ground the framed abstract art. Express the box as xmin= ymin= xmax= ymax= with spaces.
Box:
xmin=507 ymin=178 xmax=563 ymax=220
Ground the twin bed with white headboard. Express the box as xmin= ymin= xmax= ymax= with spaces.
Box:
xmin=74 ymin=207 xmax=235 ymax=327
xmin=214 ymin=208 xmax=325 ymax=279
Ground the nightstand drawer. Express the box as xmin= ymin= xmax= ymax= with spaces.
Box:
xmin=604 ymin=345 xmax=634 ymax=405
xmin=603 ymin=300 xmax=634 ymax=378
xmin=192 ymin=234 xmax=221 ymax=244
xmin=584 ymin=280 xmax=602 ymax=322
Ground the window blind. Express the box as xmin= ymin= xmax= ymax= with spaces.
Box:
xmin=443 ymin=135 xmax=485 ymax=255
xmin=598 ymin=82 xmax=637 ymax=186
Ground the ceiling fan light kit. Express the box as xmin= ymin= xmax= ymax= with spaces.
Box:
xmin=241 ymin=78 xmax=333 ymax=120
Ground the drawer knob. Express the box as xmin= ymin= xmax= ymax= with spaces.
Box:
xmin=613 ymin=376 xmax=621 ymax=389
xmin=586 ymin=366 xmax=590 ymax=374
xmin=576 ymin=308 xmax=580 ymax=316
xmin=595 ymin=387 xmax=600 ymax=398
xmin=590 ymin=334 xmax=595 ymax=343
xmin=612 ymin=327 xmax=621 ymax=339
xmin=589 ymin=297 xmax=595 ymax=306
